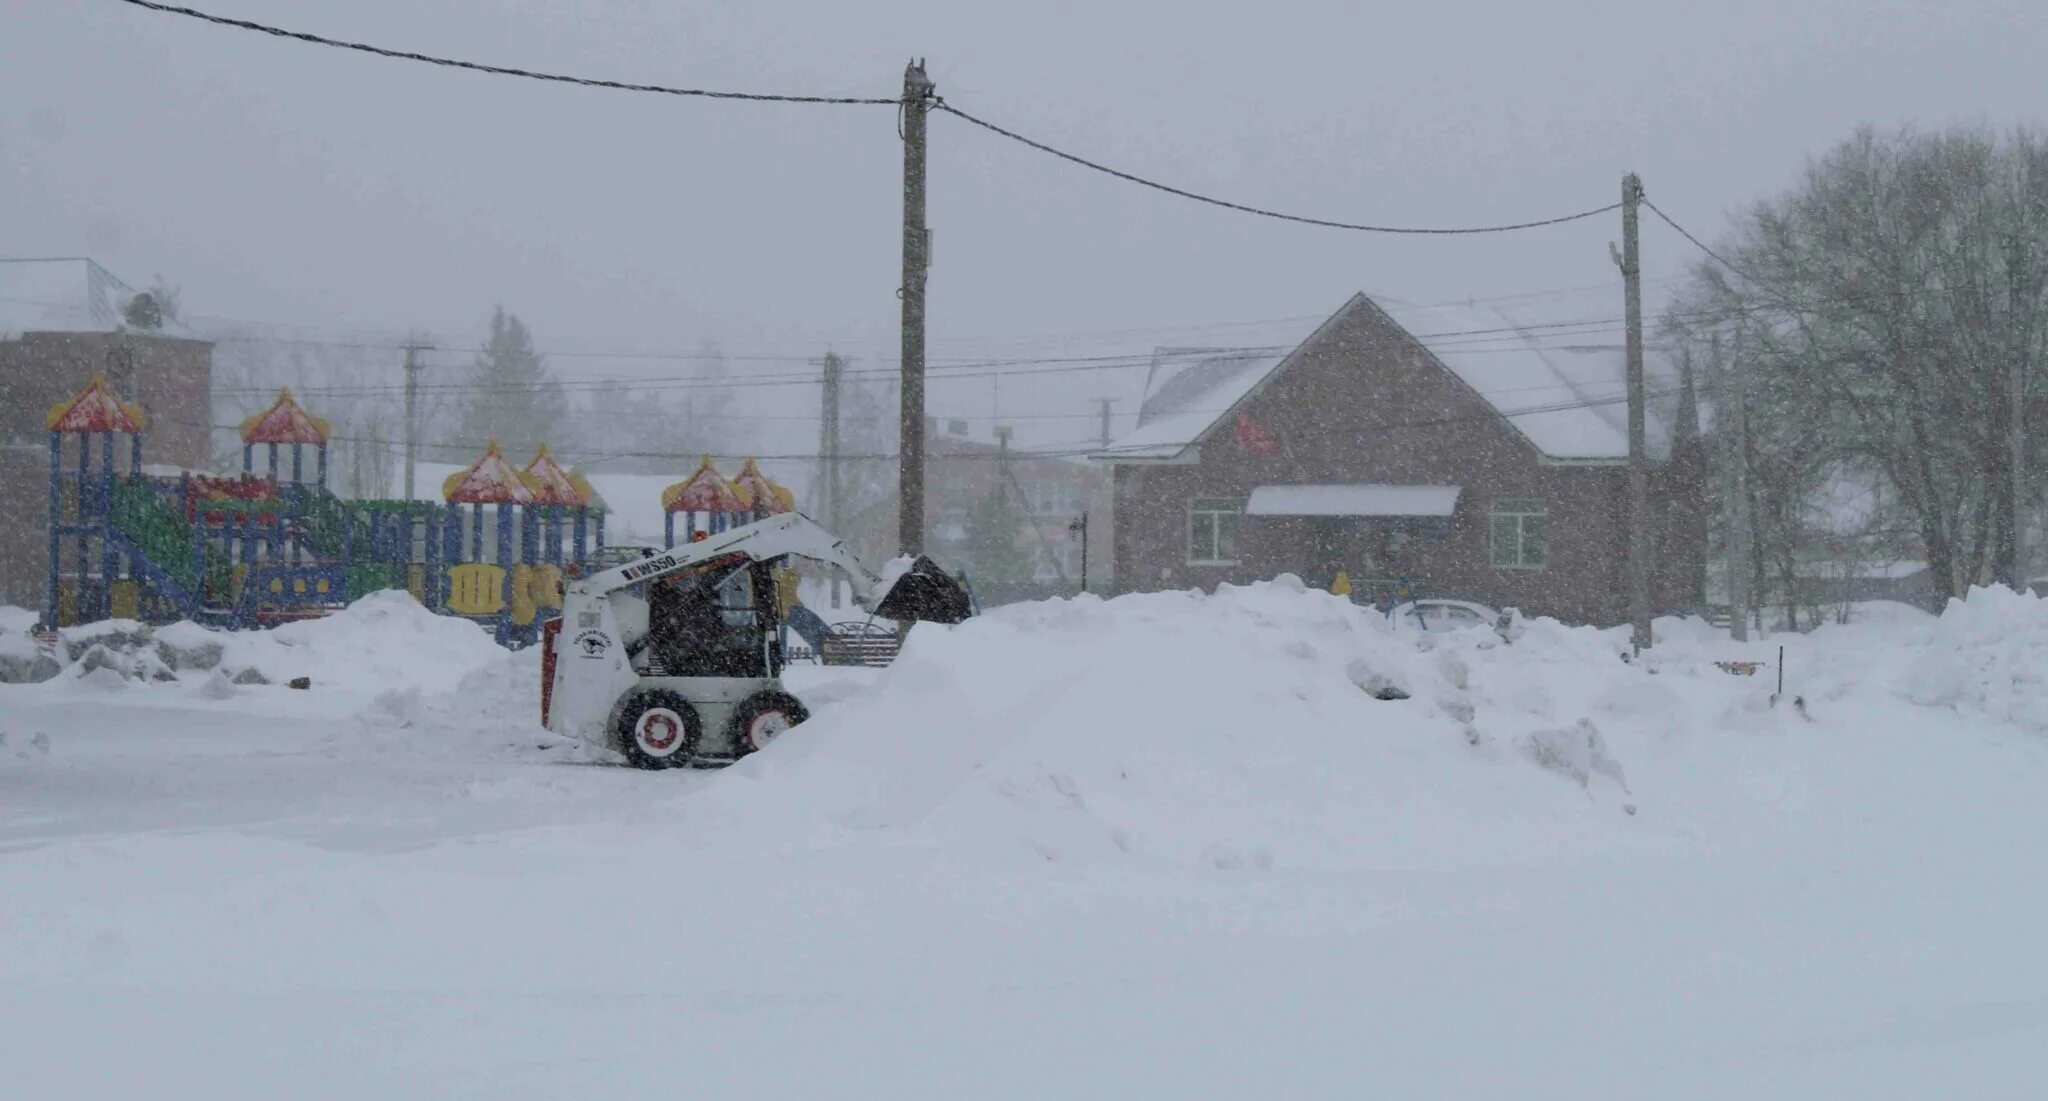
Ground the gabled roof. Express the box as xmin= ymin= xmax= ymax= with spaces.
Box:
xmin=661 ymin=456 xmax=747 ymax=514
xmin=729 ymin=458 xmax=794 ymax=515
xmin=521 ymin=445 xmax=592 ymax=506
xmin=46 ymin=373 xmax=147 ymax=434
xmin=239 ymin=388 xmax=331 ymax=445
xmin=1094 ymin=293 xmax=1666 ymax=464
xmin=442 ymin=441 xmax=537 ymax=504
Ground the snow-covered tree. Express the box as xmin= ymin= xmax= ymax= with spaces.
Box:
xmin=454 ymin=307 xmax=566 ymax=458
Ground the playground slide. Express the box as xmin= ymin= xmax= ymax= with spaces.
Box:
xmin=784 ymin=603 xmax=830 ymax=653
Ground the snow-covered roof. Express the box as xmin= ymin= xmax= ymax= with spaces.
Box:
xmin=0 ymin=258 xmax=201 ymax=338
xmin=1382 ymin=301 xmax=1655 ymax=461
xmin=388 ymin=461 xmax=811 ymax=546
xmin=1245 ymin=484 xmax=1462 ymax=518
xmin=1094 ymin=294 xmax=1668 ymax=464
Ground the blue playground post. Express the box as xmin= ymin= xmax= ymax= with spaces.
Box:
xmin=75 ymin=432 xmax=89 ymax=621
xmin=45 ymin=433 xmax=60 ymax=628
xmin=494 ymin=503 xmax=513 ymax=646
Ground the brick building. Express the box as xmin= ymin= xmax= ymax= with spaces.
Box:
xmin=1093 ymin=293 xmax=1705 ymax=625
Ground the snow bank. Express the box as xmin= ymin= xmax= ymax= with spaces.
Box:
xmin=698 ymin=579 xmax=1642 ymax=870
xmin=1901 ymin=584 xmax=2048 ymax=731
xmin=252 ymin=590 xmax=505 ymax=692
xmin=10 ymin=592 xmax=506 ymax=697
xmin=0 ymin=604 xmax=36 ymax=635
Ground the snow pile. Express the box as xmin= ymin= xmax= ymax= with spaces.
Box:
xmin=1900 ymin=584 xmax=2048 ymax=731
xmin=7 ymin=592 xmax=506 ymax=696
xmin=0 ymin=604 xmax=37 ymax=635
xmin=252 ymin=590 xmax=504 ymax=693
xmin=0 ymin=624 xmax=56 ymax=685
xmin=699 ymin=578 xmax=1640 ymax=870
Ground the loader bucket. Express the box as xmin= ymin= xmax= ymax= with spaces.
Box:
xmin=872 ymin=556 xmax=974 ymax=624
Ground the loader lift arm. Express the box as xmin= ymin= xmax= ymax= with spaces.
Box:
xmin=566 ymin=512 xmax=972 ymax=626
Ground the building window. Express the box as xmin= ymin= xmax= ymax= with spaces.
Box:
xmin=1490 ymin=500 xmax=1548 ymax=570
xmin=1188 ymin=499 xmax=1242 ymax=564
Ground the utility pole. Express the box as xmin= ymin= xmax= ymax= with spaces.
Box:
xmin=1722 ymin=333 xmax=1752 ymax=642
xmin=2008 ymin=235 xmax=2029 ymax=588
xmin=1070 ymin=511 xmax=1089 ymax=594
xmin=1618 ymin=172 xmax=1652 ymax=654
xmin=1096 ymin=397 xmax=1115 ymax=450
xmin=401 ymin=341 xmax=433 ymax=501
xmin=898 ymin=59 xmax=934 ymax=556
xmin=819 ymin=350 xmax=845 ymax=607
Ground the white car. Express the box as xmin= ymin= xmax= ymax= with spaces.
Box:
xmin=1387 ymin=598 xmax=1500 ymax=633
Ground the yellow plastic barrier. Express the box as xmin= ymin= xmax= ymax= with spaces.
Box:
xmin=109 ymin=579 xmax=141 ymax=621
xmin=510 ymin=564 xmax=538 ymax=626
xmin=447 ymin=563 xmax=507 ymax=616
xmin=529 ymin=564 xmax=564 ymax=611
xmin=774 ymin=568 xmax=801 ymax=617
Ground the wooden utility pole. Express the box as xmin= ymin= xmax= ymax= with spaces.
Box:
xmin=819 ymin=350 xmax=845 ymax=607
xmin=898 ymin=59 xmax=934 ymax=556
xmin=1619 ymin=172 xmax=1652 ymax=653
xmin=1072 ymin=511 xmax=1089 ymax=594
xmin=401 ymin=341 xmax=433 ymax=501
xmin=1721 ymin=332 xmax=1752 ymax=642
xmin=2009 ymin=236 xmax=2029 ymax=588
xmin=1096 ymin=397 xmax=1115 ymax=450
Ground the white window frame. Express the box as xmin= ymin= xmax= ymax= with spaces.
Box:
xmin=1187 ymin=498 xmax=1242 ymax=565
xmin=1489 ymin=500 xmax=1548 ymax=570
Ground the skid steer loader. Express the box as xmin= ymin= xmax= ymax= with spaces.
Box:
xmin=540 ymin=512 xmax=971 ymax=769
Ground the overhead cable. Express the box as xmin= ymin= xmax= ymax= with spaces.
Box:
xmin=934 ymin=101 xmax=1622 ymax=235
xmin=109 ymin=0 xmax=898 ymax=105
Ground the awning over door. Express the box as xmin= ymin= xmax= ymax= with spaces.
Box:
xmin=1244 ymin=484 xmax=1462 ymax=518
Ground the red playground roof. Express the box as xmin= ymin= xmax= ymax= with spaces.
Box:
xmin=46 ymin=374 xmax=147 ymax=434
xmin=521 ymin=444 xmax=591 ymax=506
xmin=730 ymin=458 xmax=794 ymax=515
xmin=661 ymin=456 xmax=746 ymax=514
xmin=240 ymin=388 xmax=331 ymax=445
xmin=442 ymin=441 xmax=538 ymax=504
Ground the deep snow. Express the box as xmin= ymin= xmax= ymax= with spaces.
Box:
xmin=4 ymin=584 xmax=2047 ymax=1099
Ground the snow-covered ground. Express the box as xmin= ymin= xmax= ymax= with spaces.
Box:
xmin=4 ymin=584 xmax=2047 ymax=1098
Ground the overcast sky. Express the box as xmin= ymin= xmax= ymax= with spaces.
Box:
xmin=5 ymin=0 xmax=2045 ymax=447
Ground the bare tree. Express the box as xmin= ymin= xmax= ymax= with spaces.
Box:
xmin=1665 ymin=126 xmax=2048 ymax=604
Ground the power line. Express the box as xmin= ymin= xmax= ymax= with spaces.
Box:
xmin=208 ymin=327 xmax=1656 ymax=401
xmin=933 ymin=101 xmax=1623 ymax=235
xmin=1642 ymin=198 xmax=1751 ymax=278
xmin=108 ymin=0 xmax=898 ymax=105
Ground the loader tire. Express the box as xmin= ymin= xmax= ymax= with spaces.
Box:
xmin=730 ymin=691 xmax=810 ymax=756
xmin=615 ymin=690 xmax=702 ymax=770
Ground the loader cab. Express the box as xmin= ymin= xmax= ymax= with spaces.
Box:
xmin=631 ymin=553 xmax=785 ymax=679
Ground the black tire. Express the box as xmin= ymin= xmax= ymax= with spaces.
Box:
xmin=729 ymin=691 xmax=810 ymax=757
xmin=614 ymin=689 xmax=703 ymax=770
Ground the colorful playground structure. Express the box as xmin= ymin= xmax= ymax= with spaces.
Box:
xmin=42 ymin=375 xmax=810 ymax=648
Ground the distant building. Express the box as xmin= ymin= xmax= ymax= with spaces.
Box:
xmin=922 ymin=419 xmax=1112 ymax=601
xmin=0 ymin=260 xmax=213 ymax=611
xmin=1092 ymin=293 xmax=1706 ymax=625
